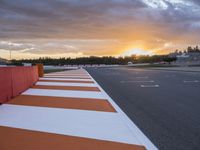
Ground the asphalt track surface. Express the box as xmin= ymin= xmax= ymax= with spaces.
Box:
xmin=86 ymin=67 xmax=200 ymax=150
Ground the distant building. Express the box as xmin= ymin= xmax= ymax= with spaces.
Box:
xmin=169 ymin=46 xmax=200 ymax=65
xmin=0 ymin=58 xmax=9 ymax=65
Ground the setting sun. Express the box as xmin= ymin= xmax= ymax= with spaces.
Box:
xmin=121 ymin=49 xmax=153 ymax=56
xmin=0 ymin=0 xmax=200 ymax=59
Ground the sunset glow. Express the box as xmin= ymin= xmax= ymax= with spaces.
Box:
xmin=0 ymin=0 xmax=200 ymax=59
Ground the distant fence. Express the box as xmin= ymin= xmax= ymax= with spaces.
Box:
xmin=0 ymin=66 xmax=38 ymax=103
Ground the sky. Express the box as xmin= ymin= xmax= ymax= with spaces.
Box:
xmin=0 ymin=0 xmax=200 ymax=59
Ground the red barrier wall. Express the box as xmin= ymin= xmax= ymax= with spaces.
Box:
xmin=0 ymin=68 xmax=12 ymax=103
xmin=0 ymin=66 xmax=38 ymax=103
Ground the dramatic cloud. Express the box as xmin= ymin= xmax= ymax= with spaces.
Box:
xmin=0 ymin=0 xmax=200 ymax=59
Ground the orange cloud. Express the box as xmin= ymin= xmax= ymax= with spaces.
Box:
xmin=0 ymin=0 xmax=200 ymax=59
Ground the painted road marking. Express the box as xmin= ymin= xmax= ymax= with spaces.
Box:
xmin=43 ymin=76 xmax=91 ymax=79
xmin=40 ymin=77 xmax=93 ymax=81
xmin=8 ymin=95 xmax=116 ymax=112
xmin=120 ymin=81 xmax=154 ymax=83
xmin=0 ymin=126 xmax=146 ymax=150
xmin=39 ymin=79 xmax=94 ymax=83
xmin=47 ymin=73 xmax=89 ymax=75
xmin=0 ymin=104 xmax=145 ymax=145
xmin=183 ymin=80 xmax=199 ymax=83
xmin=0 ymin=68 xmax=157 ymax=150
xmin=32 ymin=85 xmax=101 ymax=92
xmin=36 ymin=81 xmax=97 ymax=87
xmin=47 ymin=71 xmax=88 ymax=75
xmin=44 ymin=75 xmax=89 ymax=78
xmin=140 ymin=85 xmax=159 ymax=88
xmin=23 ymin=89 xmax=106 ymax=99
xmin=44 ymin=75 xmax=91 ymax=78
xmin=45 ymin=75 xmax=89 ymax=77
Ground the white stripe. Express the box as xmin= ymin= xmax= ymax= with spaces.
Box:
xmin=36 ymin=82 xmax=98 ymax=87
xmin=46 ymin=72 xmax=88 ymax=75
xmin=120 ymin=81 xmax=154 ymax=83
xmin=40 ymin=77 xmax=93 ymax=81
xmin=183 ymin=80 xmax=199 ymax=83
xmin=44 ymin=75 xmax=90 ymax=78
xmin=43 ymin=76 xmax=90 ymax=78
xmin=0 ymin=104 xmax=142 ymax=145
xmin=22 ymin=89 xmax=105 ymax=99
xmin=140 ymin=85 xmax=159 ymax=88
xmin=47 ymin=72 xmax=87 ymax=74
xmin=56 ymin=70 xmax=87 ymax=74
xmin=45 ymin=74 xmax=89 ymax=78
xmin=47 ymin=71 xmax=88 ymax=75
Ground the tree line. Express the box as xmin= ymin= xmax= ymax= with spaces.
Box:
xmin=174 ymin=46 xmax=200 ymax=54
xmin=11 ymin=55 xmax=176 ymax=66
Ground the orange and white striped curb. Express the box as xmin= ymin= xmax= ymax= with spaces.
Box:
xmin=0 ymin=69 xmax=158 ymax=150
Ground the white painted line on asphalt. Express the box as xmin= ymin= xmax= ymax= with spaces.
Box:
xmin=47 ymin=72 xmax=89 ymax=76
xmin=43 ymin=75 xmax=90 ymax=79
xmin=140 ymin=85 xmax=159 ymax=88
xmin=86 ymin=70 xmax=158 ymax=150
xmin=0 ymin=104 xmax=142 ymax=145
xmin=120 ymin=80 xmax=154 ymax=83
xmin=45 ymin=73 xmax=88 ymax=76
xmin=40 ymin=77 xmax=93 ymax=81
xmin=44 ymin=75 xmax=90 ymax=78
xmin=36 ymin=82 xmax=98 ymax=87
xmin=46 ymin=73 xmax=88 ymax=75
xmin=183 ymin=80 xmax=199 ymax=83
xmin=23 ymin=89 xmax=105 ymax=99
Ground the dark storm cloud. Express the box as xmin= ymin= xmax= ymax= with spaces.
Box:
xmin=0 ymin=0 xmax=146 ymax=39
xmin=0 ymin=0 xmax=199 ymax=39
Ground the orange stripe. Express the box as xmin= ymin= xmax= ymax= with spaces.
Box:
xmin=7 ymin=95 xmax=116 ymax=112
xmin=39 ymin=80 xmax=95 ymax=83
xmin=0 ymin=126 xmax=146 ymax=150
xmin=43 ymin=76 xmax=91 ymax=79
xmin=32 ymin=85 xmax=100 ymax=91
